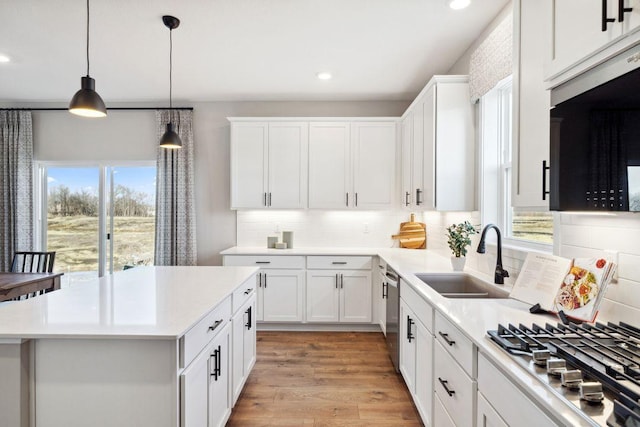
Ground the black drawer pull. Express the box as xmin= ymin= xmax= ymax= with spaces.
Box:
xmin=438 ymin=377 xmax=455 ymax=397
xmin=208 ymin=319 xmax=224 ymax=332
xmin=407 ymin=316 xmax=415 ymax=343
xmin=244 ymin=288 xmax=252 ymax=295
xmin=245 ymin=306 xmax=252 ymax=330
xmin=332 ymin=261 xmax=347 ymax=265
xmin=255 ymin=261 xmax=271 ymax=264
xmin=439 ymin=331 xmax=456 ymax=346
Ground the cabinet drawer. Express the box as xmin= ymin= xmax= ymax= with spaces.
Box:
xmin=434 ymin=393 xmax=456 ymax=427
xmin=400 ymin=280 xmax=433 ymax=333
xmin=434 ymin=311 xmax=475 ymax=376
xmin=434 ymin=340 xmax=476 ymax=427
xmin=306 ymin=256 xmax=372 ymax=270
xmin=232 ymin=274 xmax=257 ymax=314
xmin=478 ymin=353 xmax=556 ymax=426
xmin=180 ymin=296 xmax=231 ymax=369
xmin=223 ymin=255 xmax=305 ymax=269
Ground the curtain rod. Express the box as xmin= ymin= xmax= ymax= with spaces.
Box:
xmin=0 ymin=107 xmax=193 ymax=111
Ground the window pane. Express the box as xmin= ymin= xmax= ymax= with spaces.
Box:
xmin=511 ymin=211 xmax=553 ymax=243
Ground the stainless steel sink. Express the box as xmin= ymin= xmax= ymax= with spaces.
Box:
xmin=414 ymin=273 xmax=509 ymax=299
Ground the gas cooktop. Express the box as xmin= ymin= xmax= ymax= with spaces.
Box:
xmin=487 ymin=321 xmax=640 ymax=426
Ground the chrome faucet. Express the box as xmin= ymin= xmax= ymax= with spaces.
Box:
xmin=476 ymin=224 xmax=509 ymax=285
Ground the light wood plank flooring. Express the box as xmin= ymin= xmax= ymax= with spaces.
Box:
xmin=227 ymin=331 xmax=423 ymax=427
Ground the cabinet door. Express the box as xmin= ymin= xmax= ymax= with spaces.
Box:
xmin=339 ymin=270 xmax=372 ymax=323
xmin=306 ymin=271 xmax=340 ymax=322
xmin=412 ymin=99 xmax=425 ymax=208
xmin=401 ymin=114 xmax=413 ymax=208
xmin=434 ymin=82 xmax=475 ymax=211
xmin=414 ymin=320 xmax=433 ymax=425
xmin=548 ymin=0 xmax=621 ymax=78
xmin=231 ymin=294 xmax=256 ymax=406
xmin=477 ymin=393 xmax=508 ymax=427
xmin=308 ymin=122 xmax=351 ymax=209
xmin=256 ymin=272 xmax=264 ymax=321
xmin=352 ymin=122 xmax=397 ymax=209
xmin=262 ymin=270 xmax=305 ymax=322
xmin=180 ymin=343 xmax=210 ymax=427
xmin=209 ymin=324 xmax=231 ymax=427
xmin=243 ymin=296 xmax=257 ymax=379
xmin=622 ymin=0 xmax=640 ymax=35
xmin=422 ymin=86 xmax=436 ymax=210
xmin=268 ymin=122 xmax=308 ymax=208
xmin=512 ymin=0 xmax=550 ymax=208
xmin=377 ymin=269 xmax=387 ymax=334
xmin=231 ymin=122 xmax=268 ymax=208
xmin=399 ymin=299 xmax=416 ymax=393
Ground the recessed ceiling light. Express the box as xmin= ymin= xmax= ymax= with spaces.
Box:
xmin=449 ymin=0 xmax=471 ymax=10
xmin=316 ymin=72 xmax=332 ymax=80
xmin=0 ymin=54 xmax=11 ymax=63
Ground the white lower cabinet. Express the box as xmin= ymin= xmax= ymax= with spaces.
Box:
xmin=434 ymin=340 xmax=476 ymax=427
xmin=399 ymin=282 xmax=434 ymax=426
xmin=434 ymin=393 xmax=457 ymax=427
xmin=181 ymin=322 xmax=231 ymax=427
xmin=223 ymin=255 xmax=306 ymax=323
xmin=306 ymin=270 xmax=372 ymax=323
xmin=477 ymin=353 xmax=555 ymax=427
xmin=232 ymin=293 xmax=256 ymax=405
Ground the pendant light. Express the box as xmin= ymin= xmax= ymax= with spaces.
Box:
xmin=159 ymin=15 xmax=182 ymax=149
xmin=69 ymin=0 xmax=107 ymax=118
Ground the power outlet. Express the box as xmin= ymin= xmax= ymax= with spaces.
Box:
xmin=604 ymin=249 xmax=619 ymax=283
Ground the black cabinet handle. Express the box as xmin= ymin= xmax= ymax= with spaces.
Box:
xmin=438 ymin=377 xmax=456 ymax=397
xmin=332 ymin=261 xmax=347 ymax=265
xmin=603 ymin=0 xmax=616 ymax=31
xmin=416 ymin=188 xmax=422 ymax=206
xmin=245 ymin=306 xmax=252 ymax=330
xmin=211 ymin=345 xmax=222 ymax=381
xmin=263 ymin=192 xmax=267 ymax=206
xmin=244 ymin=288 xmax=252 ymax=295
xmin=619 ymin=0 xmax=633 ymax=21
xmin=268 ymin=192 xmax=272 ymax=206
xmin=336 ymin=273 xmax=339 ymax=289
xmin=208 ymin=319 xmax=224 ymax=332
xmin=264 ymin=273 xmax=267 ymax=288
xmin=346 ymin=193 xmax=349 ymax=207
xmin=542 ymin=160 xmax=550 ymax=201
xmin=340 ymin=273 xmax=344 ymax=289
xmin=355 ymin=193 xmax=358 ymax=207
xmin=382 ymin=282 xmax=388 ymax=299
xmin=405 ymin=191 xmax=410 ymax=206
xmin=407 ymin=316 xmax=415 ymax=343
xmin=439 ymin=331 xmax=456 ymax=346
xmin=255 ymin=261 xmax=271 ymax=264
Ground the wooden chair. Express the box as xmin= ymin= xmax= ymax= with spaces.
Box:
xmin=10 ymin=251 xmax=56 ymax=300
xmin=11 ymin=251 xmax=56 ymax=273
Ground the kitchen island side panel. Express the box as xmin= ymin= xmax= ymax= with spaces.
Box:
xmin=34 ymin=339 xmax=178 ymax=427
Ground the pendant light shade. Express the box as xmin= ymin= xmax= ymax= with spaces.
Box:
xmin=160 ymin=15 xmax=182 ymax=149
xmin=69 ymin=0 xmax=106 ymax=118
xmin=69 ymin=76 xmax=107 ymax=117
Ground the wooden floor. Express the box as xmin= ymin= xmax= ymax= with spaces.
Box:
xmin=227 ymin=331 xmax=423 ymax=427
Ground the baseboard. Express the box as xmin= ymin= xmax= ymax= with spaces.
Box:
xmin=256 ymin=322 xmax=383 ymax=332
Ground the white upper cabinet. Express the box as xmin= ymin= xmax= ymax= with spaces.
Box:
xmin=400 ymin=99 xmax=427 ymax=209
xmin=512 ymin=0 xmax=551 ymax=208
xmin=308 ymin=122 xmax=351 ymax=209
xmin=422 ymin=76 xmax=475 ymax=211
xmin=546 ymin=0 xmax=640 ymax=84
xmin=230 ymin=120 xmax=308 ymax=209
xmin=308 ymin=121 xmax=397 ymax=209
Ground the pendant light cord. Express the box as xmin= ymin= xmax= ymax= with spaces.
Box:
xmin=86 ymin=0 xmax=90 ymax=76
xmin=169 ymin=28 xmax=173 ymax=112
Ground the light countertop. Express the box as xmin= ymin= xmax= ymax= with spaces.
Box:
xmin=222 ymin=246 xmax=598 ymax=426
xmin=0 ymin=266 xmax=258 ymax=340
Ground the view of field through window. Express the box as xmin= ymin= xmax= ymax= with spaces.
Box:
xmin=47 ymin=167 xmax=155 ymax=276
xmin=512 ymin=211 xmax=553 ymax=244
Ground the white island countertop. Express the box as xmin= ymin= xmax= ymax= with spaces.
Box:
xmin=0 ymin=266 xmax=258 ymax=340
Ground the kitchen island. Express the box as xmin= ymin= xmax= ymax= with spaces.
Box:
xmin=0 ymin=266 xmax=258 ymax=427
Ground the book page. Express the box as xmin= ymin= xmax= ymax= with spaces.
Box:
xmin=509 ymin=253 xmax=573 ymax=308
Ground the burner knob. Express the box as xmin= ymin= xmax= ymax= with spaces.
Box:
xmin=546 ymin=358 xmax=567 ymax=376
xmin=560 ymin=370 xmax=583 ymax=389
xmin=532 ymin=349 xmax=551 ymax=366
xmin=579 ymin=382 xmax=604 ymax=403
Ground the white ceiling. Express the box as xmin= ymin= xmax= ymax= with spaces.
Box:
xmin=0 ymin=0 xmax=509 ymax=103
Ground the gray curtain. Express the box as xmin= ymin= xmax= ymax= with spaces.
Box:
xmin=0 ymin=110 xmax=34 ymax=271
xmin=154 ymin=110 xmax=197 ymax=265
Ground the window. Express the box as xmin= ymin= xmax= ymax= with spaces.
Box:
xmin=37 ymin=163 xmax=156 ymax=283
xmin=480 ymin=77 xmax=553 ymax=247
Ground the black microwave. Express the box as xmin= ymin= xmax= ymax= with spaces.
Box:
xmin=549 ymin=46 xmax=640 ymax=212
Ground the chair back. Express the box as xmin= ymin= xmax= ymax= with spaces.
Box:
xmin=11 ymin=251 xmax=56 ymax=273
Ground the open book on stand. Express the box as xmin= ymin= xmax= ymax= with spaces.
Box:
xmin=509 ymin=253 xmax=617 ymax=323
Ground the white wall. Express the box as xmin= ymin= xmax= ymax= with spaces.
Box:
xmin=23 ymin=100 xmax=409 ymax=266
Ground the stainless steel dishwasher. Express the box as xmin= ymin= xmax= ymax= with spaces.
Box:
xmin=384 ymin=266 xmax=400 ymax=373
